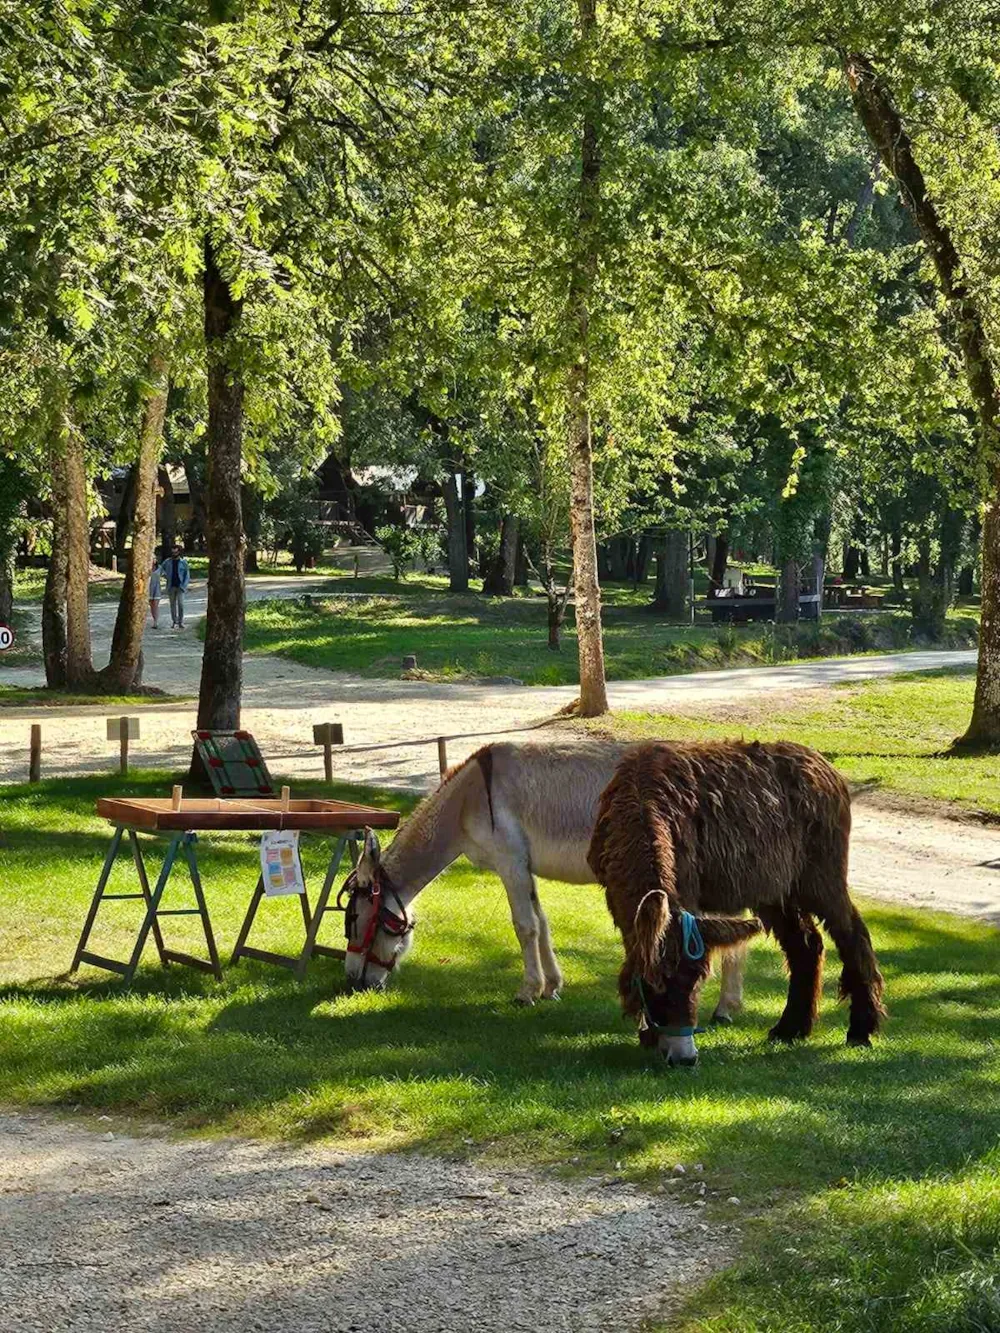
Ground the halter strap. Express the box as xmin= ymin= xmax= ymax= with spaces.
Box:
xmin=680 ymin=911 xmax=705 ymax=961
xmin=341 ymin=871 xmax=413 ymax=978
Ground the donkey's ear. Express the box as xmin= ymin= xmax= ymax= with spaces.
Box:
xmin=361 ymin=827 xmax=381 ymax=866
xmin=697 ymin=916 xmax=763 ymax=953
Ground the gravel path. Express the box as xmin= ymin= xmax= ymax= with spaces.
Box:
xmin=0 ymin=577 xmax=976 ymax=789
xmin=0 ymin=1110 xmax=724 ymax=1333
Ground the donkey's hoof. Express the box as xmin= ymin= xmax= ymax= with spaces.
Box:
xmin=513 ymin=994 xmax=537 ymax=1007
xmin=711 ymin=1012 xmax=734 ymax=1026
xmin=846 ymin=1033 xmax=873 ymax=1047
xmin=767 ymin=1024 xmax=806 ymax=1044
xmin=541 ymin=989 xmax=561 ymax=1002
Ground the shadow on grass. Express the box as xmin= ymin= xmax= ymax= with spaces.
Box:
xmin=2 ymin=902 xmax=999 ymax=1204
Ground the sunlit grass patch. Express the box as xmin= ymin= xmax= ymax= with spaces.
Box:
xmin=239 ymin=593 xmax=979 ymax=687
xmin=677 ymin=1164 xmax=1000 ymax=1333
xmin=600 ymin=666 xmax=1000 ymax=814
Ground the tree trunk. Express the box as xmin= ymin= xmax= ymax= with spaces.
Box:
xmin=650 ymin=530 xmax=688 ymax=618
xmin=565 ymin=0 xmax=608 ymax=716
xmin=709 ymin=531 xmax=729 ymax=593
xmin=776 ymin=557 xmax=800 ymax=624
xmin=939 ymin=507 xmax=965 ymax=608
xmin=911 ymin=536 xmax=945 ymax=638
xmin=115 ymin=464 xmax=137 ymax=562
xmin=484 ymin=513 xmax=518 ymax=595
xmin=514 ymin=534 xmax=529 ymax=587
xmin=63 ymin=409 xmax=94 ymax=688
xmin=157 ymin=466 xmax=175 ymax=551
xmin=959 ymin=515 xmax=979 ymax=596
xmin=100 ymin=351 xmax=168 ymax=692
xmin=185 ymin=448 xmax=208 ymax=551
xmin=462 ymin=467 xmax=476 ymax=577
xmin=0 ymin=551 xmax=12 ymax=625
xmin=605 ymin=536 xmax=630 ymax=582
xmin=634 ymin=535 xmax=652 ymax=586
xmin=43 ymin=437 xmax=68 ymax=688
xmin=242 ymin=482 xmax=261 ymax=573
xmin=843 ymin=152 xmax=881 ymax=247
xmin=441 ymin=471 xmax=469 ymax=592
xmin=596 ymin=541 xmax=611 ymax=582
xmin=547 ymin=595 xmax=564 ymax=649
xmin=811 ymin=511 xmax=832 ymax=622
xmin=890 ymin=526 xmax=904 ymax=592
xmin=811 ymin=551 xmax=825 ymax=620
xmin=844 ymin=51 xmax=1000 ymax=745
xmin=195 ymin=239 xmax=246 ymax=746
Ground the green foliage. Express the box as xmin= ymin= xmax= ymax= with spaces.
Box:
xmin=0 ymin=454 xmax=28 ymax=565
xmin=374 ymin=524 xmax=422 ymax=581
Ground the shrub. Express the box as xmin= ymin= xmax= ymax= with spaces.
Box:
xmin=375 ymin=524 xmax=422 ymax=580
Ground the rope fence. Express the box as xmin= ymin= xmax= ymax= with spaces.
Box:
xmin=14 ymin=713 xmax=564 ymax=786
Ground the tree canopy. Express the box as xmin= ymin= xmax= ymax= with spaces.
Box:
xmin=2 ymin=0 xmax=999 ymax=736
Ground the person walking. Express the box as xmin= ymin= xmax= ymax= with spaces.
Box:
xmin=148 ymin=556 xmax=162 ymax=629
xmin=160 ymin=542 xmax=191 ymax=629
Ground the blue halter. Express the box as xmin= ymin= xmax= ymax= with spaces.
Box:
xmin=680 ymin=911 xmax=705 ymax=961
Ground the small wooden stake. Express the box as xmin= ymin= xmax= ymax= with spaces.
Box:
xmin=29 ymin=724 xmax=41 ymax=783
xmin=437 ymin=737 xmax=448 ymax=779
xmin=313 ymin=722 xmax=344 ymax=782
xmin=281 ymin=785 xmax=291 ymax=810
xmin=171 ymin=786 xmax=183 ymax=811
xmin=119 ymin=717 xmax=129 ymax=775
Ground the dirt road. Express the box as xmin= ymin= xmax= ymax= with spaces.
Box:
xmin=0 ymin=1109 xmax=722 ymax=1333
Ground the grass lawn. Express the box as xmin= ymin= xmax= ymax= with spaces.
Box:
xmin=592 ymin=665 xmax=1000 ymax=817
xmin=240 ymin=592 xmax=979 ymax=686
xmin=13 ymin=566 xmax=124 ymax=604
xmin=0 ymin=687 xmax=182 ymax=708
xmin=1 ymin=766 xmax=999 ymax=1331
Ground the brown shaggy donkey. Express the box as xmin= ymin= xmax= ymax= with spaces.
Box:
xmin=588 ymin=740 xmax=885 ymax=1065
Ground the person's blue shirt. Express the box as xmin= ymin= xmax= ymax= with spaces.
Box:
xmin=159 ymin=554 xmax=191 ymax=591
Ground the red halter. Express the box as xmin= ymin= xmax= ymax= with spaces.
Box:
xmin=340 ymin=870 xmax=412 ymax=978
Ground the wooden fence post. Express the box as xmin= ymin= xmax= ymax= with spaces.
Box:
xmin=313 ymin=722 xmax=344 ymax=782
xmin=29 ymin=724 xmax=41 ymax=783
xmin=437 ymin=737 xmax=448 ymax=779
xmin=106 ymin=716 xmax=139 ymax=776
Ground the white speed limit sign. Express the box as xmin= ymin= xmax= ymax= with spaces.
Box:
xmin=0 ymin=624 xmax=15 ymax=652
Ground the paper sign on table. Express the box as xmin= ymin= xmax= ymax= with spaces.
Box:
xmin=259 ymin=830 xmax=305 ymax=897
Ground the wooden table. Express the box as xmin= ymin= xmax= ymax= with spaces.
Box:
xmin=71 ymin=797 xmax=400 ymax=985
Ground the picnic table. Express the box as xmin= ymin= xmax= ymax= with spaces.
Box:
xmin=70 ymin=795 xmax=400 ymax=986
xmin=824 ymin=583 xmax=886 ymax=610
xmin=704 ymin=580 xmax=821 ymax=623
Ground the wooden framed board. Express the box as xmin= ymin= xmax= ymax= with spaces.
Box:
xmin=74 ymin=796 xmax=400 ymax=985
xmin=96 ymin=796 xmax=400 ymax=833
